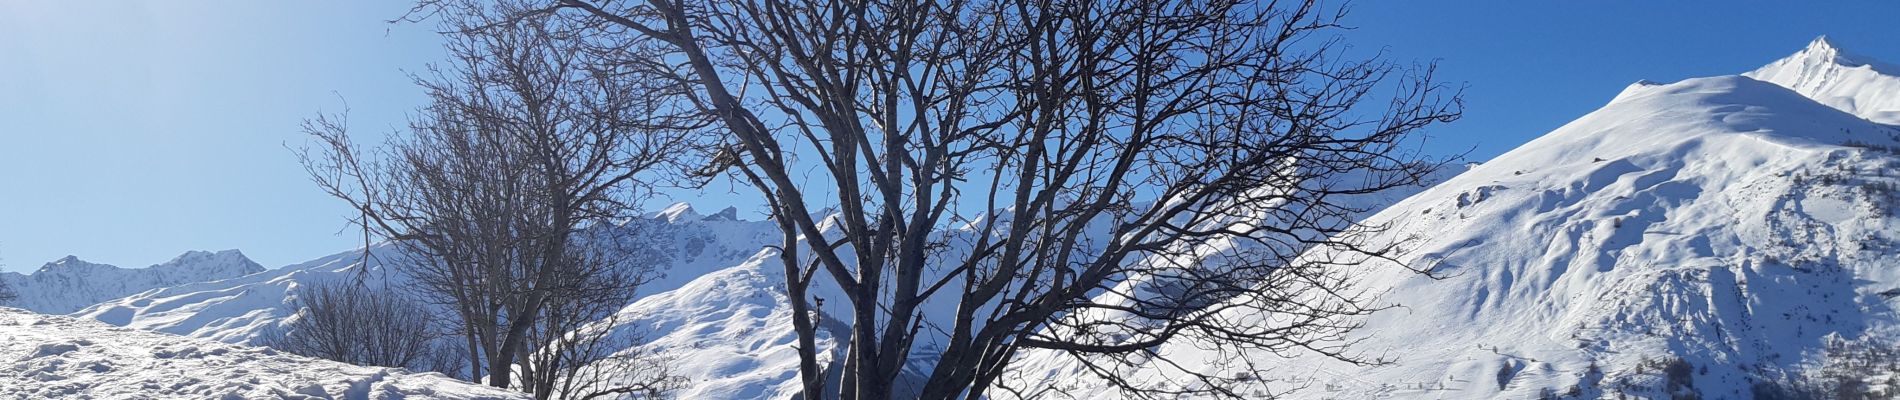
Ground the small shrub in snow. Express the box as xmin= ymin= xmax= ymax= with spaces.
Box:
xmin=256 ymin=281 xmax=445 ymax=373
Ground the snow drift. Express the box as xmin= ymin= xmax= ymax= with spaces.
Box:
xmin=0 ymin=307 xmax=525 ymax=399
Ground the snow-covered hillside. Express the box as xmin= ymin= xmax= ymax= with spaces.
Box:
xmin=72 ymin=246 xmax=408 ymax=343
xmin=74 ymin=205 xmax=776 ymax=341
xmin=998 ymin=37 xmax=1900 ymax=399
xmin=70 ymin=204 xmax=805 ymax=396
xmin=0 ymin=307 xmax=525 ymax=399
xmin=582 ymin=248 xmax=839 ymax=399
xmin=0 ymin=250 xmax=263 ymax=314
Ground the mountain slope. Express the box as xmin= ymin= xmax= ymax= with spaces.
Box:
xmin=0 ymin=250 xmax=263 ymax=314
xmin=74 ymin=205 xmax=777 ymax=344
xmin=69 ymin=204 xmax=810 ymax=398
xmin=997 ymin=37 xmax=1900 ymax=399
xmin=73 ymin=246 xmax=405 ymax=343
xmin=0 ymin=307 xmax=525 ymax=399
xmin=582 ymin=249 xmax=840 ymax=399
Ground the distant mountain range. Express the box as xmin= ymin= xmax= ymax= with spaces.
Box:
xmin=0 ymin=250 xmax=263 ymax=314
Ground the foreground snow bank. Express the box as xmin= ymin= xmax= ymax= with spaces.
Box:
xmin=0 ymin=307 xmax=525 ymax=400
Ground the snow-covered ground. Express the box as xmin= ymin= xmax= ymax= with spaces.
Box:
xmin=0 ymin=307 xmax=525 ymax=399
xmin=0 ymin=250 xmax=263 ymax=314
xmin=997 ymin=36 xmax=1900 ymax=399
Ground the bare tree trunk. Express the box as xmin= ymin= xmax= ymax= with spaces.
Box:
xmin=464 ymin=324 xmax=483 ymax=383
xmin=771 ymin=204 xmax=829 ymax=400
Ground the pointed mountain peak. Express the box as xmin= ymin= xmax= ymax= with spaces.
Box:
xmin=651 ymin=202 xmax=700 ymax=223
xmin=160 ymin=249 xmax=246 ymax=263
xmin=1746 ymin=35 xmax=1900 ymax=124
xmin=1790 ymin=35 xmax=1886 ymax=70
xmin=702 ymin=206 xmax=741 ymax=221
xmin=49 ymin=255 xmax=103 ymax=266
xmin=156 ymin=249 xmax=259 ymax=268
xmin=1806 ymin=35 xmax=1840 ymax=53
xmin=148 ymin=250 xmax=265 ymax=280
xmin=35 ymin=256 xmax=114 ymax=274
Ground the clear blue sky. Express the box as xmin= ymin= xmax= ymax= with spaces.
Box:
xmin=2 ymin=1 xmax=1897 ymax=272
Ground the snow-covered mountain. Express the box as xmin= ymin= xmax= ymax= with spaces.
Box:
xmin=1747 ymin=36 xmax=1900 ymax=125
xmin=70 ymin=204 xmax=809 ymax=396
xmin=0 ymin=307 xmax=525 ymax=399
xmin=72 ymin=246 xmax=408 ymax=343
xmin=0 ymin=250 xmax=264 ymax=314
xmin=997 ymin=37 xmax=1900 ymax=399
xmin=74 ymin=205 xmax=777 ymax=342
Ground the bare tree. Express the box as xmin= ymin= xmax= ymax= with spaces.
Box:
xmin=296 ymin=0 xmax=689 ymax=394
xmin=444 ymin=0 xmax=1461 ymax=399
xmin=519 ymin=225 xmax=683 ymax=400
xmin=527 ymin=310 xmax=683 ymax=400
xmin=258 ymin=281 xmax=443 ymax=371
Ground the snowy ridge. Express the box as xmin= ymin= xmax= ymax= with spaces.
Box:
xmin=74 ymin=205 xmax=777 ymax=343
xmin=0 ymin=250 xmax=263 ymax=314
xmin=997 ymin=37 xmax=1900 ymax=399
xmin=73 ymin=245 xmax=408 ymax=343
xmin=0 ymin=307 xmax=525 ymax=399
xmin=1747 ymin=36 xmax=1900 ymax=124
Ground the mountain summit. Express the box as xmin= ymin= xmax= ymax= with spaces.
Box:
xmin=1747 ymin=36 xmax=1900 ymax=124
